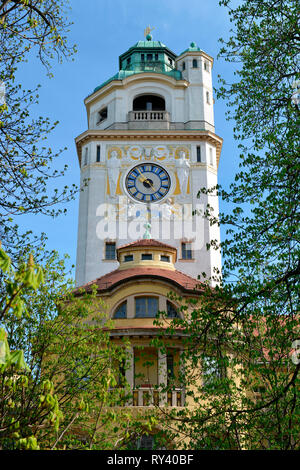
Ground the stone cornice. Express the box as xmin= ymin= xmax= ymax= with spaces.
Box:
xmin=75 ymin=129 xmax=223 ymax=167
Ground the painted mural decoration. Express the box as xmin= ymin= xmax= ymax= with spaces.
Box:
xmin=106 ymin=144 xmax=191 ymax=198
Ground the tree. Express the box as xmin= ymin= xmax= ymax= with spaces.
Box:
xmin=142 ymin=0 xmax=299 ymax=450
xmin=0 ymin=0 xmax=78 ymax=254
xmin=0 ymin=244 xmax=133 ymax=450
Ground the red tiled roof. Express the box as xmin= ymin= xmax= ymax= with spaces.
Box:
xmin=77 ymin=266 xmax=203 ymax=294
xmin=117 ymin=239 xmax=177 ymax=252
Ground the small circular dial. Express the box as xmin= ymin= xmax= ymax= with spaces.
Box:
xmin=125 ymin=163 xmax=171 ymax=203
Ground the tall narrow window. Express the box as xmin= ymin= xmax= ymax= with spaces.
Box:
xmin=98 ymin=107 xmax=107 ymax=123
xmin=105 ymin=242 xmax=116 ymax=260
xmin=155 ymin=53 xmax=158 ymax=61
xmin=182 ymin=242 xmax=193 ymax=260
xmin=96 ymin=145 xmax=101 ymax=162
xmin=182 ymin=61 xmax=186 ymax=71
xmin=196 ymin=146 xmax=201 ymax=163
xmin=141 ymin=54 xmax=145 ymax=61
xmin=84 ymin=147 xmax=88 ymax=166
xmin=206 ymin=91 xmax=210 ymax=104
xmin=192 ymin=59 xmax=198 ymax=68
xmin=209 ymin=148 xmax=214 ymax=166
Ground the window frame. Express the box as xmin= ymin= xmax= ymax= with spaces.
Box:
xmin=105 ymin=241 xmax=116 ymax=260
xmin=181 ymin=242 xmax=193 ymax=260
xmin=135 ymin=296 xmax=159 ymax=318
xmin=113 ymin=301 xmax=127 ymax=319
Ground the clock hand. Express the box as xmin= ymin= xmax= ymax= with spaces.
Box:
xmin=137 ymin=172 xmax=156 ymax=191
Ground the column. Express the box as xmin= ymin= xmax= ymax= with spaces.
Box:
xmin=125 ymin=345 xmax=134 ymax=405
xmin=158 ymin=348 xmax=167 ymax=406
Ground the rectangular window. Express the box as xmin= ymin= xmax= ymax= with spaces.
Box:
xmin=84 ymin=147 xmax=88 ymax=166
xmin=141 ymin=54 xmax=145 ymax=61
xmin=135 ymin=297 xmax=158 ymax=318
xmin=105 ymin=242 xmax=116 ymax=260
xmin=204 ymin=60 xmax=210 ymax=72
xmin=141 ymin=253 xmax=152 ymax=260
xmin=155 ymin=53 xmax=158 ymax=61
xmin=96 ymin=145 xmax=101 ymax=162
xmin=147 ymin=54 xmax=153 ymax=61
xmin=196 ymin=146 xmax=201 ymax=162
xmin=182 ymin=242 xmax=193 ymax=260
xmin=206 ymin=91 xmax=210 ymax=104
xmin=209 ymin=148 xmax=214 ymax=166
xmin=161 ymin=255 xmax=170 ymax=262
xmin=124 ymin=254 xmax=133 ymax=262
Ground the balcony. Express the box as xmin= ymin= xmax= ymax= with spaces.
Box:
xmin=128 ymin=110 xmax=170 ymax=130
xmin=132 ymin=387 xmax=184 ymax=407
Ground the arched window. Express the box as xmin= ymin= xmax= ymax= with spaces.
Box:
xmin=192 ymin=59 xmax=198 ymax=68
xmin=182 ymin=61 xmax=186 ymax=71
xmin=133 ymin=95 xmax=165 ymax=111
xmin=113 ymin=301 xmax=127 ymax=319
xmin=167 ymin=301 xmax=179 ymax=318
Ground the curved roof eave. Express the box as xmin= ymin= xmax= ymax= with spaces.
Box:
xmin=84 ymin=72 xmax=189 ymax=105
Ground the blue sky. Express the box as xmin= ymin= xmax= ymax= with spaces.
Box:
xmin=15 ymin=0 xmax=240 ymax=276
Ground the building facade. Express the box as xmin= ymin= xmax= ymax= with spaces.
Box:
xmin=75 ymin=34 xmax=223 ymax=287
xmin=74 ymin=34 xmax=224 ymax=449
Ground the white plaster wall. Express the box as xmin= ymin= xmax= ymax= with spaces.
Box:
xmin=75 ymin=138 xmax=222 ymax=286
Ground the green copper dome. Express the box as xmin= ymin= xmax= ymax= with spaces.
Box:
xmin=92 ymin=38 xmax=182 ymax=94
xmin=179 ymin=41 xmax=203 ymax=55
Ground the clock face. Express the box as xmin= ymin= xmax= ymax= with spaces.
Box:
xmin=125 ymin=163 xmax=171 ymax=203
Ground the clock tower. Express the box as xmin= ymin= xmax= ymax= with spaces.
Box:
xmin=74 ymin=34 xmax=223 ymax=287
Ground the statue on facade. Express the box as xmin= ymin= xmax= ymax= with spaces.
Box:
xmin=107 ymin=150 xmax=121 ymax=197
xmin=176 ymin=151 xmax=190 ymax=195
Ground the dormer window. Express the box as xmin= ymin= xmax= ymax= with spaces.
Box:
xmin=98 ymin=107 xmax=107 ymax=123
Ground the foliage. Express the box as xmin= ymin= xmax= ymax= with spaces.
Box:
xmin=0 ymin=245 xmax=131 ymax=450
xmin=0 ymin=0 xmax=78 ymax=249
xmin=146 ymin=0 xmax=299 ymax=450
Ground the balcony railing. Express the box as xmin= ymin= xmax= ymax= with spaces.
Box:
xmin=128 ymin=110 xmax=170 ymax=122
xmin=132 ymin=387 xmax=184 ymax=407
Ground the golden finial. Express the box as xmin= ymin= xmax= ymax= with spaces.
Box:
xmin=144 ymin=25 xmax=155 ymax=38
